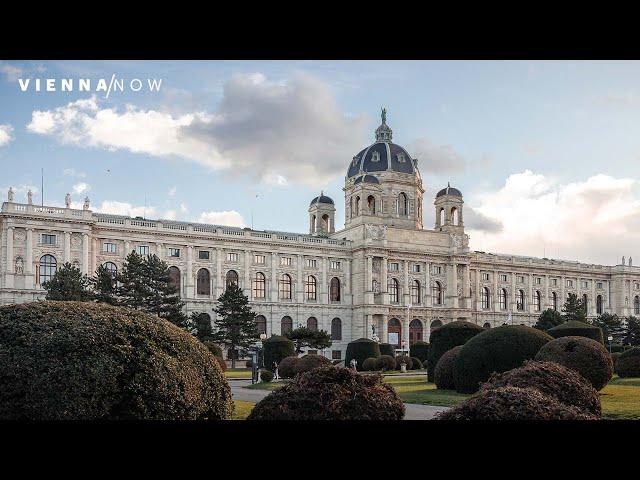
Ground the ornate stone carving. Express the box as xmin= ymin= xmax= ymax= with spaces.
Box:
xmin=71 ymin=234 xmax=82 ymax=247
xmin=13 ymin=229 xmax=26 ymax=242
xmin=366 ymin=224 xmax=387 ymax=240
xmin=15 ymin=257 xmax=24 ymax=274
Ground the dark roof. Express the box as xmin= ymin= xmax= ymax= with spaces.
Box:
xmin=353 ymin=174 xmax=380 ymax=185
xmin=309 ymin=194 xmax=334 ymax=206
xmin=436 ymin=184 xmax=463 ymax=198
xmin=347 ymin=141 xmax=416 ymax=178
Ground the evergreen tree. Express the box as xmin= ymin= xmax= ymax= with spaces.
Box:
xmin=116 ymin=251 xmax=149 ymax=310
xmin=592 ymin=312 xmax=623 ymax=345
xmin=91 ymin=264 xmax=119 ymax=305
xmin=143 ymin=254 xmax=188 ymax=328
xmin=191 ymin=311 xmax=214 ymax=341
xmin=562 ymin=293 xmax=587 ymax=323
xmin=43 ymin=262 xmax=92 ymax=301
xmin=211 ymin=284 xmax=259 ymax=368
xmin=534 ymin=308 xmax=564 ymax=331
xmin=623 ymin=316 xmax=640 ymax=346
xmin=285 ymin=326 xmax=332 ymax=354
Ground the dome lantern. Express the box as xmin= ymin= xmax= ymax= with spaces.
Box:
xmin=375 ymin=107 xmax=393 ymax=143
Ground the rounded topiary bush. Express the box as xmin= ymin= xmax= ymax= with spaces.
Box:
xmin=410 ymin=341 xmax=429 ymax=364
xmin=548 ymin=320 xmax=604 ymax=344
xmin=247 ymin=366 xmax=405 ymax=420
xmin=214 ymin=356 xmax=227 ymax=373
xmin=203 ymin=341 xmax=223 ymax=357
xmin=480 ymin=360 xmax=601 ymax=416
xmin=277 ymin=356 xmax=300 ymax=379
xmin=395 ymin=355 xmax=413 ymax=370
xmin=263 ymin=335 xmax=295 ymax=372
xmin=454 ymin=325 xmax=553 ymax=394
xmin=535 ymin=336 xmax=613 ymax=390
xmin=379 ymin=343 xmax=395 ymax=357
xmin=615 ymin=347 xmax=640 ymax=378
xmin=362 ymin=357 xmax=378 ymax=371
xmin=260 ymin=370 xmax=274 ymax=382
xmin=436 ymin=386 xmax=597 ymax=421
xmin=410 ymin=357 xmax=423 ymax=370
xmin=434 ymin=346 xmax=463 ymax=390
xmin=427 ymin=321 xmax=484 ymax=381
xmin=345 ymin=338 xmax=381 ymax=371
xmin=295 ymin=354 xmax=332 ymax=374
xmin=375 ymin=355 xmax=396 ymax=371
xmin=0 ymin=301 xmax=233 ymax=420
xmin=611 ymin=352 xmax=622 ymax=373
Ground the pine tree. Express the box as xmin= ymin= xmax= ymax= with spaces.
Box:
xmin=534 ymin=308 xmax=565 ymax=331
xmin=191 ymin=311 xmax=214 ymax=341
xmin=116 ymin=251 xmax=149 ymax=310
xmin=623 ymin=316 xmax=640 ymax=346
xmin=91 ymin=264 xmax=119 ymax=305
xmin=43 ymin=262 xmax=92 ymax=301
xmin=211 ymin=284 xmax=259 ymax=368
xmin=285 ymin=326 xmax=332 ymax=354
xmin=143 ymin=254 xmax=188 ymax=328
xmin=562 ymin=293 xmax=587 ymax=323
xmin=592 ymin=312 xmax=623 ymax=345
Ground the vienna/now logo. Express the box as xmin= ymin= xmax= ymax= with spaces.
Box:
xmin=17 ymin=74 xmax=162 ymax=98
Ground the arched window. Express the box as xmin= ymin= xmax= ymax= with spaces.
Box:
xmin=516 ymin=289 xmax=525 ymax=311
xmin=635 ymin=296 xmax=640 ymax=316
xmin=389 ymin=278 xmax=400 ymax=303
xmin=534 ymin=290 xmax=541 ymax=312
xmin=481 ymin=287 xmax=490 ymax=310
xmin=349 ymin=197 xmax=353 ymax=218
xmin=355 ymin=196 xmax=360 ymax=215
xmin=367 ymin=195 xmax=376 ymax=214
xmin=388 ymin=318 xmax=402 ymax=347
xmin=432 ymin=281 xmax=443 ymax=305
xmin=168 ymin=266 xmax=181 ymax=294
xmin=582 ymin=294 xmax=588 ymax=314
xmin=439 ymin=208 xmax=445 ymax=226
xmin=331 ymin=317 xmax=342 ymax=340
xmin=398 ymin=193 xmax=408 ymax=216
xmin=279 ymin=274 xmax=292 ymax=300
xmin=307 ymin=316 xmax=318 ymax=331
xmin=499 ymin=288 xmax=507 ymax=310
xmin=483 ymin=322 xmax=492 ymax=329
xmin=103 ymin=261 xmax=117 ymax=278
xmin=305 ymin=275 xmax=317 ymax=301
xmin=39 ymin=254 xmax=57 ymax=285
xmin=330 ymin=277 xmax=341 ymax=302
xmin=596 ymin=294 xmax=603 ymax=314
xmin=196 ymin=268 xmax=210 ymax=295
xmin=322 ymin=214 xmax=330 ymax=232
xmin=409 ymin=318 xmax=423 ymax=344
xmin=226 ymin=270 xmax=238 ymax=290
xmin=552 ymin=292 xmax=558 ymax=311
xmin=255 ymin=315 xmax=267 ymax=335
xmin=451 ymin=207 xmax=459 ymax=225
xmin=310 ymin=214 xmax=316 ymax=233
xmin=411 ymin=280 xmax=421 ymax=304
xmin=253 ymin=272 xmax=266 ymax=299
xmin=281 ymin=316 xmax=293 ymax=335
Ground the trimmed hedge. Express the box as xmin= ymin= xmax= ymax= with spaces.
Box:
xmin=427 ymin=321 xmax=484 ymax=381
xmin=379 ymin=343 xmax=395 ymax=357
xmin=263 ymin=336 xmax=295 ymax=372
xmin=436 ymin=386 xmax=597 ymax=421
xmin=375 ymin=355 xmax=396 ymax=371
xmin=295 ymin=354 xmax=332 ymax=374
xmin=247 ymin=366 xmax=405 ymax=420
xmin=260 ymin=370 xmax=274 ymax=382
xmin=277 ymin=356 xmax=300 ymax=379
xmin=434 ymin=346 xmax=463 ymax=390
xmin=535 ymin=336 xmax=613 ymax=390
xmin=454 ymin=325 xmax=553 ymax=394
xmin=214 ymin=356 xmax=227 ymax=373
xmin=615 ymin=347 xmax=640 ymax=378
xmin=548 ymin=320 xmax=604 ymax=344
xmin=395 ymin=355 xmax=413 ymax=370
xmin=345 ymin=338 xmax=381 ymax=371
xmin=480 ymin=360 xmax=601 ymax=416
xmin=611 ymin=352 xmax=622 ymax=373
xmin=0 ymin=301 xmax=233 ymax=420
xmin=409 ymin=341 xmax=429 ymax=363
xmin=362 ymin=357 xmax=378 ymax=371
xmin=410 ymin=357 xmax=423 ymax=370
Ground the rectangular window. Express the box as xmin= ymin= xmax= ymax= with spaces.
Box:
xmin=306 ymin=258 xmax=317 ymax=268
xmin=413 ymin=264 xmax=421 ymax=273
xmin=227 ymin=252 xmax=239 ymax=262
xmin=332 ymin=350 xmax=342 ymax=360
xmin=103 ymin=242 xmax=117 ymax=253
xmin=536 ymin=277 xmax=542 ymax=285
xmin=597 ymin=282 xmax=603 ymax=289
xmin=136 ymin=245 xmax=149 ymax=256
xmin=500 ymin=274 xmax=507 ymax=283
xmin=566 ymin=279 xmax=573 ymax=288
xmin=280 ymin=256 xmax=292 ymax=267
xmin=517 ymin=275 xmax=524 ymax=283
xmin=198 ymin=250 xmax=210 ymax=260
xmin=482 ymin=272 xmax=490 ymax=281
xmin=432 ymin=265 xmax=442 ymax=275
xmin=389 ymin=263 xmax=399 ymax=272
xmin=168 ymin=248 xmax=180 ymax=258
xmin=552 ymin=278 xmax=558 ymax=286
xmin=42 ymin=234 xmax=56 ymax=245
xmin=330 ymin=260 xmax=341 ymax=270
xmin=581 ymin=281 xmax=588 ymax=289
xmin=254 ymin=254 xmax=265 ymax=264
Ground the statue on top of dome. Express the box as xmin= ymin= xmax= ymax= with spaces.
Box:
xmin=381 ymin=107 xmax=387 ymax=124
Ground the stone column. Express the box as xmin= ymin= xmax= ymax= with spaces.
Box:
xmin=381 ymin=314 xmax=389 ymax=343
xmin=462 ymin=264 xmax=470 ymax=308
xmin=511 ymin=272 xmax=516 ymax=312
xmin=6 ymin=226 xmax=14 ymax=288
xmin=25 ymin=228 xmax=34 ymax=289
xmin=475 ymin=269 xmax=480 ymax=311
xmin=424 ymin=261 xmax=431 ymax=306
xmin=270 ymin=252 xmax=278 ymax=301
xmin=560 ymin=276 xmax=566 ymax=309
xmin=125 ymin=241 xmax=131 ymax=255
xmin=216 ymin=247 xmax=224 ymax=298
xmin=381 ymin=257 xmax=388 ymax=304
xmin=82 ymin=233 xmax=89 ymax=275
xmin=91 ymin=237 xmax=98 ymax=275
xmin=365 ymin=255 xmax=373 ymax=304
xmin=528 ymin=273 xmax=534 ymax=314
xmin=403 ymin=260 xmax=410 ymax=306
xmin=345 ymin=259 xmax=351 ymax=300
xmin=493 ymin=270 xmax=499 ymax=312
xmin=64 ymin=231 xmax=71 ymax=263
xmin=545 ymin=274 xmax=550 ymax=309
xmin=449 ymin=262 xmax=458 ymax=308
xmin=186 ymin=246 xmax=193 ymax=298
xmin=246 ymin=250 xmax=253 ymax=300
xmin=321 ymin=256 xmax=328 ymax=304
xmin=591 ymin=279 xmax=596 ymax=317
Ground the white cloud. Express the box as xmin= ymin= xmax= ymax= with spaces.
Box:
xmin=198 ymin=210 xmax=245 ymax=227
xmin=468 ymin=170 xmax=640 ymax=264
xmin=26 ymin=73 xmax=368 ymax=186
xmin=180 ymin=203 xmax=188 ymax=214
xmin=168 ymin=186 xmax=177 ymax=197
xmin=0 ymin=63 xmax=23 ymax=82
xmin=164 ymin=209 xmax=177 ymax=220
xmin=409 ymin=137 xmax=467 ymax=174
xmin=0 ymin=124 xmax=14 ymax=147
xmin=95 ymin=200 xmax=156 ymax=218
xmin=63 ymin=168 xmax=86 ymax=178
xmin=72 ymin=182 xmax=90 ymax=195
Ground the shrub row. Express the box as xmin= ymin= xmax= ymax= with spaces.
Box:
xmin=616 ymin=347 xmax=640 ymax=378
xmin=427 ymin=321 xmax=483 ymax=381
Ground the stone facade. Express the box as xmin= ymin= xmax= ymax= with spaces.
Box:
xmin=2 ymin=113 xmax=639 ymax=360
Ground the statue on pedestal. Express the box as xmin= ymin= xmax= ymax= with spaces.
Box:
xmin=27 ymin=190 xmax=33 ymax=205
xmin=8 ymin=187 xmax=14 ymax=202
xmin=83 ymin=196 xmax=90 ymax=210
xmin=65 ymin=193 xmax=71 ymax=208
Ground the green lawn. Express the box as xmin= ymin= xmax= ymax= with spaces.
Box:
xmin=225 ymin=368 xmax=252 ymax=379
xmin=245 ymin=380 xmax=288 ymax=391
xmin=600 ymin=376 xmax=640 ymax=420
xmin=384 ymin=376 xmax=471 ymax=407
xmin=232 ymin=400 xmax=255 ymax=420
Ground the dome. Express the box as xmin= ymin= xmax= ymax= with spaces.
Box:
xmin=436 ymin=183 xmax=462 ymax=198
xmin=347 ymin=108 xmax=417 ymax=179
xmin=309 ymin=192 xmax=334 ymax=206
xmin=353 ymin=174 xmax=380 ymax=185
